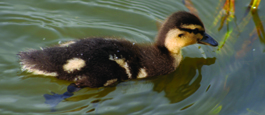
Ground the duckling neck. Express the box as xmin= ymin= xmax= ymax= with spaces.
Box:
xmin=139 ymin=45 xmax=182 ymax=77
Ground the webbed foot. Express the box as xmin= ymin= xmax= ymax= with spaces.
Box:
xmin=43 ymin=83 xmax=82 ymax=111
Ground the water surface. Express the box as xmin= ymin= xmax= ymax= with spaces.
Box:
xmin=0 ymin=0 xmax=265 ymax=114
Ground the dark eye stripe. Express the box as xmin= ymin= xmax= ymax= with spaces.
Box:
xmin=179 ymin=28 xmax=204 ymax=34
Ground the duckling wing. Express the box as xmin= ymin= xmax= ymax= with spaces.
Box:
xmin=64 ymin=38 xmax=143 ymax=87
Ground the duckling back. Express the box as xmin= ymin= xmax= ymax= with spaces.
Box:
xmin=19 ymin=38 xmax=143 ymax=87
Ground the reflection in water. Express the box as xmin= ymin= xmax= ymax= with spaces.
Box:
xmin=236 ymin=6 xmax=265 ymax=58
xmin=65 ymin=87 xmax=115 ymax=101
xmin=152 ymin=57 xmax=216 ymax=103
xmin=44 ymin=83 xmax=82 ymax=111
xmin=64 ymin=97 xmax=113 ymax=113
xmin=63 ymin=87 xmax=115 ymax=113
xmin=42 ymin=57 xmax=216 ymax=112
xmin=235 ymin=29 xmax=258 ymax=59
xmin=44 ymin=84 xmax=115 ymax=112
xmin=182 ymin=0 xmax=198 ymax=16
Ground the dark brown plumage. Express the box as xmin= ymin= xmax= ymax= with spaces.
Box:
xmin=18 ymin=11 xmax=218 ymax=88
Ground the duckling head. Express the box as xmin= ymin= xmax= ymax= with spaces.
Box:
xmin=156 ymin=11 xmax=218 ymax=54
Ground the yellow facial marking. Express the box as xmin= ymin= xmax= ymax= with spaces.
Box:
xmin=114 ymin=58 xmax=132 ymax=78
xmin=104 ymin=79 xmax=117 ymax=86
xmin=21 ymin=64 xmax=58 ymax=76
xmin=181 ymin=24 xmax=204 ymax=31
xmin=165 ymin=29 xmax=186 ymax=54
xmin=59 ymin=41 xmax=75 ymax=47
xmin=137 ymin=68 xmax=148 ymax=78
xmin=63 ymin=58 xmax=86 ymax=73
xmin=165 ymin=28 xmax=204 ymax=54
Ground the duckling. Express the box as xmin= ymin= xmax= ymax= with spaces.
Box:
xmin=18 ymin=11 xmax=218 ymax=88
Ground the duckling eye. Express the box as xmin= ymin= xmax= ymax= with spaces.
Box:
xmin=193 ymin=28 xmax=199 ymax=34
xmin=178 ymin=34 xmax=184 ymax=37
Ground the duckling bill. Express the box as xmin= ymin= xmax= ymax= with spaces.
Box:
xmin=18 ymin=11 xmax=218 ymax=88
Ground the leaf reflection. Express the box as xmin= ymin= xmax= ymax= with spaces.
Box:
xmin=182 ymin=0 xmax=198 ymax=16
xmin=235 ymin=29 xmax=258 ymax=59
xmin=235 ymin=3 xmax=265 ymax=58
xmin=152 ymin=57 xmax=216 ymax=103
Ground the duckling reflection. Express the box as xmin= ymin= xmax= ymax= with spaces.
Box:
xmin=152 ymin=57 xmax=216 ymax=103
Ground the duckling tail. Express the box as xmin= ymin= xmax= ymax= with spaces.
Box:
xmin=18 ymin=50 xmax=58 ymax=77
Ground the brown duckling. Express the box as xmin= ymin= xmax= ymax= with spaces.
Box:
xmin=18 ymin=11 xmax=218 ymax=88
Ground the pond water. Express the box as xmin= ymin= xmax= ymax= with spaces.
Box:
xmin=1 ymin=0 xmax=265 ymax=114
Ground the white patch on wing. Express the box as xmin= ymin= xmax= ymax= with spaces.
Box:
xmin=109 ymin=54 xmax=132 ymax=78
xmin=115 ymin=60 xmax=132 ymax=78
xmin=21 ymin=63 xmax=58 ymax=77
xmin=104 ymin=79 xmax=118 ymax=86
xmin=59 ymin=41 xmax=75 ymax=47
xmin=63 ymin=58 xmax=86 ymax=73
xmin=137 ymin=68 xmax=148 ymax=78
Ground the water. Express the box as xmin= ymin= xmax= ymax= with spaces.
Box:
xmin=0 ymin=0 xmax=265 ymax=114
